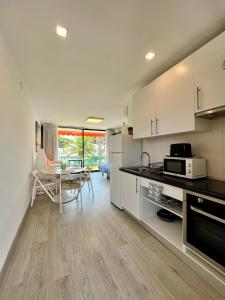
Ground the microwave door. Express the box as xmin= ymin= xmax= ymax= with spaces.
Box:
xmin=164 ymin=159 xmax=186 ymax=175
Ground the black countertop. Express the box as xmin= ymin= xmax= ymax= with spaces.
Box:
xmin=119 ymin=167 xmax=225 ymax=201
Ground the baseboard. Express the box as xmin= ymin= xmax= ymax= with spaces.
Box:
xmin=123 ymin=208 xmax=141 ymax=224
xmin=0 ymin=204 xmax=30 ymax=287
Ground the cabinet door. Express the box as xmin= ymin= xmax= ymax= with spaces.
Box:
xmin=121 ymin=172 xmax=140 ymax=220
xmin=154 ymin=56 xmax=195 ymax=136
xmin=194 ymin=31 xmax=225 ymax=112
xmin=133 ymin=85 xmax=155 ymax=139
xmin=110 ymin=154 xmax=122 ymax=208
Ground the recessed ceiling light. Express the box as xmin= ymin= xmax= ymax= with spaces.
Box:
xmin=86 ymin=117 xmax=104 ymax=124
xmin=176 ymin=64 xmax=187 ymax=75
xmin=145 ymin=52 xmax=155 ymax=60
xmin=56 ymin=25 xmax=67 ymax=38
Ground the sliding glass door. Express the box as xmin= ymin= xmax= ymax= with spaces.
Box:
xmin=58 ymin=128 xmax=106 ymax=170
xmin=58 ymin=128 xmax=83 ymax=167
xmin=84 ymin=130 xmax=106 ymax=170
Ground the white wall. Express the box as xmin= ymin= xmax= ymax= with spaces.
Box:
xmin=0 ymin=31 xmax=36 ymax=271
xmin=142 ymin=117 xmax=225 ymax=181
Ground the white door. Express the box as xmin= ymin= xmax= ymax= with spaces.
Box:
xmin=121 ymin=172 xmax=140 ymax=220
xmin=133 ymin=83 xmax=155 ymax=139
xmin=110 ymin=153 xmax=122 ymax=208
xmin=154 ymin=56 xmax=195 ymax=136
xmin=194 ymin=31 xmax=225 ymax=112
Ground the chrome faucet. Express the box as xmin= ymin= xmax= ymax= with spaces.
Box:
xmin=141 ymin=152 xmax=151 ymax=167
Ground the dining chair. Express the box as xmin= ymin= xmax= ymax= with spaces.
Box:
xmin=35 ymin=149 xmax=48 ymax=171
xmin=61 ymin=172 xmax=83 ymax=210
xmin=35 ymin=148 xmax=57 ymax=187
xmin=81 ymin=167 xmax=94 ymax=198
xmin=31 ymin=170 xmax=56 ymax=206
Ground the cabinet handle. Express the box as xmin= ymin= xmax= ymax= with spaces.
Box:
xmin=190 ymin=206 xmax=225 ymax=225
xmin=196 ymin=86 xmax=201 ymax=110
xmin=151 ymin=119 xmax=154 ymax=135
xmin=155 ymin=117 xmax=159 ymax=135
xmin=136 ymin=178 xmax=138 ymax=193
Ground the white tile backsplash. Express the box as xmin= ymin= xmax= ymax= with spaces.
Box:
xmin=142 ymin=116 xmax=225 ymax=181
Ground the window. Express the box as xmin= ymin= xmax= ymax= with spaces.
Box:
xmin=58 ymin=128 xmax=106 ymax=170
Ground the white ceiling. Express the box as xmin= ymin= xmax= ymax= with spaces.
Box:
xmin=0 ymin=0 xmax=225 ymax=129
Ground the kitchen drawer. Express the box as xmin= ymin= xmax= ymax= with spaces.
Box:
xmin=140 ymin=177 xmax=184 ymax=201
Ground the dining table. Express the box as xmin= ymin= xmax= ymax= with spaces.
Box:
xmin=40 ymin=166 xmax=84 ymax=213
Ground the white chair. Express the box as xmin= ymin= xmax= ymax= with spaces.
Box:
xmin=61 ymin=172 xmax=83 ymax=210
xmin=81 ymin=167 xmax=94 ymax=198
xmin=31 ymin=169 xmax=83 ymax=214
xmin=31 ymin=170 xmax=56 ymax=207
xmin=35 ymin=149 xmax=48 ymax=171
xmin=35 ymin=147 xmax=58 ymax=188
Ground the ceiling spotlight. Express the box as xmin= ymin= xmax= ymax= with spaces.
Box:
xmin=56 ymin=25 xmax=67 ymax=38
xmin=145 ymin=52 xmax=155 ymax=60
xmin=86 ymin=117 xmax=104 ymax=124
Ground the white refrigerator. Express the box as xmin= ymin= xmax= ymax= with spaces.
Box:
xmin=110 ymin=134 xmax=141 ymax=209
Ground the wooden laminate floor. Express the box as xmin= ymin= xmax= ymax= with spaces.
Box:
xmin=0 ymin=173 xmax=223 ymax=300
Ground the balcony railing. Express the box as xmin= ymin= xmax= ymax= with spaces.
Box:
xmin=59 ymin=155 xmax=106 ymax=170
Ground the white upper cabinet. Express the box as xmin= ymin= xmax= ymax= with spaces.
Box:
xmin=133 ymin=31 xmax=225 ymax=139
xmin=194 ymin=31 xmax=225 ymax=113
xmin=154 ymin=56 xmax=196 ymax=136
xmin=133 ymin=83 xmax=154 ymax=139
xmin=133 ymin=56 xmax=208 ymax=139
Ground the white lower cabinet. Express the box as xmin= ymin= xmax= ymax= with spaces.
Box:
xmin=140 ymin=177 xmax=183 ymax=250
xmin=121 ymin=172 xmax=141 ymax=220
xmin=120 ymin=172 xmax=225 ymax=290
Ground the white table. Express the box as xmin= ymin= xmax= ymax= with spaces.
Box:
xmin=40 ymin=167 xmax=84 ymax=213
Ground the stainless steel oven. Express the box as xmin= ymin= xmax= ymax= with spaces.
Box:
xmin=183 ymin=191 xmax=225 ymax=274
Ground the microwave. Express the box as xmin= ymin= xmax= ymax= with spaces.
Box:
xmin=163 ymin=157 xmax=206 ymax=179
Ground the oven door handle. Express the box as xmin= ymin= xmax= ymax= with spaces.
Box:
xmin=190 ymin=205 xmax=225 ymax=225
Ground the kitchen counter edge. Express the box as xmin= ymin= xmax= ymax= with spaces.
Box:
xmin=119 ymin=167 xmax=225 ymax=201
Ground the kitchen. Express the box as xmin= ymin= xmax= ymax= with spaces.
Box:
xmin=1 ymin=1 xmax=225 ymax=299
xmin=110 ymin=30 xmax=225 ymax=295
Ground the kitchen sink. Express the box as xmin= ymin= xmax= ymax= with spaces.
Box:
xmin=126 ymin=167 xmax=150 ymax=173
xmin=126 ymin=166 xmax=163 ymax=174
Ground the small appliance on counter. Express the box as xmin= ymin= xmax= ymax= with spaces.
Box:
xmin=163 ymin=143 xmax=207 ymax=179
xmin=164 ymin=157 xmax=206 ymax=179
xmin=170 ymin=143 xmax=192 ymax=158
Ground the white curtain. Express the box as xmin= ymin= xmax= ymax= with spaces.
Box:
xmin=43 ymin=124 xmax=58 ymax=161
